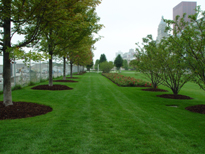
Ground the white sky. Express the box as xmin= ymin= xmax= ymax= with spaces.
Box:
xmin=93 ymin=0 xmax=205 ymax=62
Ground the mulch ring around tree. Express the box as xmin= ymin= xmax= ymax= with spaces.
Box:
xmin=141 ymin=88 xmax=168 ymax=92
xmin=0 ymin=101 xmax=52 ymax=120
xmin=185 ymin=105 xmax=205 ymax=114
xmin=157 ymin=94 xmax=193 ymax=99
xmin=31 ymin=85 xmax=73 ymax=90
xmin=54 ymin=80 xmax=78 ymax=82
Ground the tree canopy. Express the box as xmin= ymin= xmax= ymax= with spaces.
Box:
xmin=99 ymin=54 xmax=107 ymax=63
xmin=114 ymin=54 xmax=123 ymax=70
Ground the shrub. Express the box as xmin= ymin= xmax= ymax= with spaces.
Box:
xmin=100 ymin=61 xmax=114 ymax=73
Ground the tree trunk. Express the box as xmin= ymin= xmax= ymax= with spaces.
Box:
xmin=171 ymin=88 xmax=178 ymax=96
xmin=49 ymin=49 xmax=53 ymax=86
xmin=77 ymin=64 xmax=79 ymax=74
xmin=70 ymin=62 xmax=73 ymax=78
xmin=63 ymin=57 xmax=66 ymax=80
xmin=3 ymin=0 xmax=13 ymax=106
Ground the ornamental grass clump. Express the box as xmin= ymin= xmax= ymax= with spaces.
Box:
xmin=102 ymin=73 xmax=150 ymax=87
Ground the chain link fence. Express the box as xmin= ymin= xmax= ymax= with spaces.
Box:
xmin=0 ymin=60 xmax=83 ymax=91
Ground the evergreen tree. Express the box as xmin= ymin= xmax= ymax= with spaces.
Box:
xmin=114 ymin=54 xmax=123 ymax=71
xmin=99 ymin=54 xmax=107 ymax=63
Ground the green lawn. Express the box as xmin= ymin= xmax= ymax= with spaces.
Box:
xmin=0 ymin=72 xmax=205 ymax=154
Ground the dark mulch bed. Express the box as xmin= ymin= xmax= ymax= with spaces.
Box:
xmin=31 ymin=85 xmax=73 ymax=90
xmin=157 ymin=94 xmax=193 ymax=99
xmin=66 ymin=77 xmax=79 ymax=79
xmin=0 ymin=101 xmax=52 ymax=120
xmin=141 ymin=88 xmax=168 ymax=92
xmin=54 ymin=80 xmax=78 ymax=82
xmin=185 ymin=105 xmax=205 ymax=114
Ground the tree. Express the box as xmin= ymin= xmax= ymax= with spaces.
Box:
xmin=0 ymin=0 xmax=61 ymax=106
xmin=123 ymin=59 xmax=129 ymax=70
xmin=99 ymin=54 xmax=107 ymax=63
xmin=52 ymin=0 xmax=103 ymax=78
xmin=86 ymin=61 xmax=94 ymax=71
xmin=164 ymin=6 xmax=205 ymax=90
xmin=114 ymin=54 xmax=123 ymax=71
xmin=155 ymin=37 xmax=193 ymax=95
xmin=129 ymin=59 xmax=138 ymax=70
xmin=135 ymin=35 xmax=163 ymax=89
xmin=99 ymin=61 xmax=114 ymax=73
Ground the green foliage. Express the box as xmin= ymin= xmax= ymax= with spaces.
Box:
xmin=40 ymin=78 xmax=47 ymax=83
xmin=136 ymin=35 xmax=163 ymax=89
xmin=12 ymin=85 xmax=22 ymax=91
xmin=86 ymin=61 xmax=93 ymax=71
xmin=164 ymin=6 xmax=205 ymax=90
xmin=129 ymin=59 xmax=138 ymax=70
xmin=114 ymin=54 xmax=123 ymax=70
xmin=157 ymin=37 xmax=193 ymax=95
xmin=28 ymin=81 xmax=36 ymax=86
xmin=99 ymin=61 xmax=114 ymax=73
xmin=99 ymin=54 xmax=107 ymax=63
xmin=123 ymin=59 xmax=129 ymax=70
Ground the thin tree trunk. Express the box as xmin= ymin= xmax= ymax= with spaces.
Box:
xmin=49 ymin=49 xmax=53 ymax=86
xmin=70 ymin=62 xmax=73 ymax=78
xmin=3 ymin=0 xmax=13 ymax=106
xmin=63 ymin=57 xmax=66 ymax=80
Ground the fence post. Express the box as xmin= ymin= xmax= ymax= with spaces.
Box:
xmin=30 ymin=60 xmax=31 ymax=82
xmin=14 ymin=61 xmax=16 ymax=86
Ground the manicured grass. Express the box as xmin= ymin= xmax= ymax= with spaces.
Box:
xmin=0 ymin=72 xmax=205 ymax=154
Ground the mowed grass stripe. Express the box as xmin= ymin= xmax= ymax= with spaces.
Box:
xmin=0 ymin=72 xmax=204 ymax=154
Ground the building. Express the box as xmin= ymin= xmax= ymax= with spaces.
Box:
xmin=173 ymin=1 xmax=196 ymax=23
xmin=115 ymin=49 xmax=136 ymax=65
xmin=156 ymin=16 xmax=168 ymax=42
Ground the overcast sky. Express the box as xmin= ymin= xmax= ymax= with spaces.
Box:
xmin=93 ymin=0 xmax=205 ymax=62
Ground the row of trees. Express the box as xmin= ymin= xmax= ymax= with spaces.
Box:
xmin=0 ymin=0 xmax=103 ymax=106
xmin=135 ymin=7 xmax=205 ymax=95
xmin=94 ymin=54 xmax=129 ymax=72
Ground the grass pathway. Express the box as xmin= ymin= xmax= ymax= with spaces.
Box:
xmin=0 ymin=72 xmax=204 ymax=154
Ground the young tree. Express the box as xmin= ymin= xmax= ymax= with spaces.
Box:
xmin=0 ymin=0 xmax=60 ymax=106
xmin=114 ymin=54 xmax=123 ymax=71
xmin=136 ymin=35 xmax=163 ymax=89
xmin=99 ymin=54 xmax=107 ymax=63
xmin=164 ymin=6 xmax=205 ymax=90
xmin=156 ymin=37 xmax=193 ymax=95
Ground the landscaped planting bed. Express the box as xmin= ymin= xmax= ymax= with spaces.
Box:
xmin=102 ymin=73 xmax=151 ymax=87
